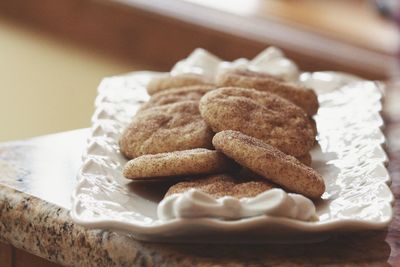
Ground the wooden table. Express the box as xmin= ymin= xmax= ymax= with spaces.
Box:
xmin=0 ymin=81 xmax=399 ymax=266
xmin=0 ymin=0 xmax=397 ymax=79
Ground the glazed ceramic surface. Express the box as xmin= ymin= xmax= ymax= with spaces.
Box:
xmin=71 ymin=51 xmax=392 ymax=243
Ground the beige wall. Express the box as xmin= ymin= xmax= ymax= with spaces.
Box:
xmin=0 ymin=19 xmax=137 ymax=142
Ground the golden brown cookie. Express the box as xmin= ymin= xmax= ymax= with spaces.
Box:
xmin=119 ymin=101 xmax=213 ymax=159
xmin=199 ymin=87 xmax=315 ymax=157
xmin=147 ymin=73 xmax=212 ymax=95
xmin=217 ymin=69 xmax=319 ymax=116
xmin=165 ymin=174 xmax=275 ymax=199
xmin=296 ymin=153 xmax=312 ymax=167
xmin=212 ymin=130 xmax=325 ymax=198
xmin=123 ymin=148 xmax=236 ymax=180
xmin=139 ymin=84 xmax=215 ymax=111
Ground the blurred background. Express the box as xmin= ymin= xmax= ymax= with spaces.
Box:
xmin=0 ymin=0 xmax=399 ymax=141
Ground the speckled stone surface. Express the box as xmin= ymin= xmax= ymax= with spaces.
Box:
xmin=0 ymin=182 xmax=397 ymax=267
xmin=0 ymin=82 xmax=400 ymax=266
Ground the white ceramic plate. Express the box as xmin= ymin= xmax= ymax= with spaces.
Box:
xmin=70 ymin=69 xmax=393 ymax=243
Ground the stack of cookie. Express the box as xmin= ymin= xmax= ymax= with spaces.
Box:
xmin=119 ymin=69 xmax=325 ymax=200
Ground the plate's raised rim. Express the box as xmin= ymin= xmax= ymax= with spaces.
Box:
xmin=70 ymin=71 xmax=393 ymax=237
xmin=71 ymin=207 xmax=393 ymax=235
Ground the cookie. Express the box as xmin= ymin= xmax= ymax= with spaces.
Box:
xmin=199 ymin=87 xmax=315 ymax=157
xmin=139 ymin=84 xmax=215 ymax=111
xmin=296 ymin=153 xmax=312 ymax=166
xmin=123 ymin=148 xmax=236 ymax=180
xmin=147 ymin=73 xmax=212 ymax=95
xmin=217 ymin=69 xmax=319 ymax=116
xmin=164 ymin=174 xmax=275 ymax=199
xmin=119 ymin=101 xmax=213 ymax=159
xmin=212 ymin=130 xmax=325 ymax=198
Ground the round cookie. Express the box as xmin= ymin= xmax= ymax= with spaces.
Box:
xmin=199 ymin=87 xmax=315 ymax=157
xmin=147 ymin=73 xmax=212 ymax=95
xmin=123 ymin=148 xmax=236 ymax=180
xmin=139 ymin=84 xmax=215 ymax=111
xmin=164 ymin=174 xmax=275 ymax=199
xmin=212 ymin=130 xmax=325 ymax=198
xmin=217 ymin=69 xmax=319 ymax=116
xmin=119 ymin=101 xmax=213 ymax=159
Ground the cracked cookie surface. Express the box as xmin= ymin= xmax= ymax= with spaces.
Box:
xmin=139 ymin=84 xmax=215 ymax=111
xmin=200 ymin=87 xmax=315 ymax=157
xmin=217 ymin=69 xmax=319 ymax=116
xmin=120 ymin=101 xmax=213 ymax=159
xmin=212 ymin=130 xmax=325 ymax=198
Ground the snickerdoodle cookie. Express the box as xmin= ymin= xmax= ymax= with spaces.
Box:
xmin=147 ymin=73 xmax=212 ymax=95
xmin=217 ymin=69 xmax=319 ymax=116
xmin=139 ymin=84 xmax=215 ymax=111
xmin=123 ymin=148 xmax=236 ymax=180
xmin=164 ymin=174 xmax=275 ymax=199
xmin=212 ymin=130 xmax=325 ymax=198
xmin=119 ymin=101 xmax=213 ymax=159
xmin=199 ymin=87 xmax=315 ymax=157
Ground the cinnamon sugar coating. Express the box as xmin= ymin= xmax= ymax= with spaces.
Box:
xmin=199 ymin=87 xmax=315 ymax=157
xmin=165 ymin=174 xmax=275 ymax=199
xmin=296 ymin=153 xmax=312 ymax=166
xmin=139 ymin=84 xmax=215 ymax=111
xmin=123 ymin=148 xmax=236 ymax=180
xmin=212 ymin=130 xmax=325 ymax=198
xmin=147 ymin=73 xmax=213 ymax=95
xmin=119 ymin=101 xmax=213 ymax=159
xmin=217 ymin=69 xmax=319 ymax=116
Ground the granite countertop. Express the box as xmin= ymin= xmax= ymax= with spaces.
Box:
xmin=1 ymin=85 xmax=400 ymax=266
